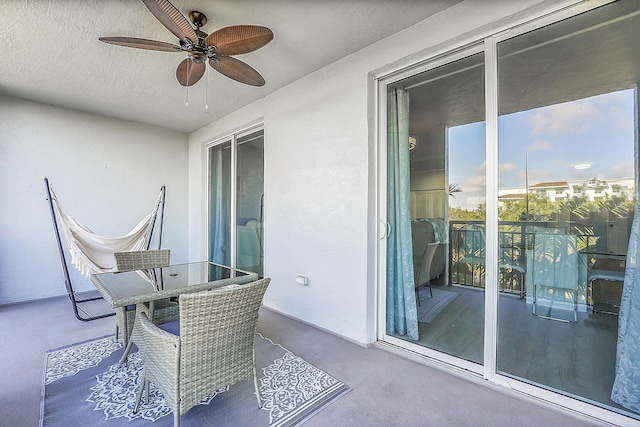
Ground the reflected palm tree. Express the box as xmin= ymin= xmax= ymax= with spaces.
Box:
xmin=449 ymin=183 xmax=462 ymax=198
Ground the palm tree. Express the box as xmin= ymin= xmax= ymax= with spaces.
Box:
xmin=449 ymin=183 xmax=462 ymax=198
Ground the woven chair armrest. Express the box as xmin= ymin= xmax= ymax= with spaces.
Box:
xmin=135 ymin=311 xmax=181 ymax=410
xmin=138 ymin=300 xmax=180 ymax=325
xmin=137 ymin=311 xmax=180 ymax=347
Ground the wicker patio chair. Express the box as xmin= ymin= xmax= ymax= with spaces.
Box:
xmin=114 ymin=249 xmax=178 ymax=345
xmin=132 ymin=277 xmax=271 ymax=427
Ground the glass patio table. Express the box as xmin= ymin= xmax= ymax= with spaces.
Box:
xmin=90 ymin=261 xmax=258 ymax=309
xmin=91 ymin=261 xmax=258 ymax=364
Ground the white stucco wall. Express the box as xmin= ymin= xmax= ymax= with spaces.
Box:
xmin=0 ymin=96 xmax=189 ymax=304
xmin=188 ymin=0 xmax=574 ymax=345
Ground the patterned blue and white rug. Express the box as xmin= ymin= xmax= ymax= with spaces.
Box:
xmin=40 ymin=334 xmax=350 ymax=426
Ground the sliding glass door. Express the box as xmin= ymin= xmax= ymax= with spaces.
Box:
xmin=381 ymin=0 xmax=639 ymax=422
xmin=208 ymin=127 xmax=264 ymax=276
xmin=385 ymin=50 xmax=486 ymax=366
xmin=495 ymin=1 xmax=638 ymax=414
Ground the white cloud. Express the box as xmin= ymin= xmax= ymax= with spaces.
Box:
xmin=527 ymin=90 xmax=635 ymax=138
xmin=477 ymin=161 xmax=486 ymax=174
xmin=461 ymin=174 xmax=486 ymax=194
xmin=450 ymin=171 xmax=486 ymax=210
xmin=528 ymin=101 xmax=599 ymax=136
xmin=499 ymin=162 xmax=518 ymax=173
xmin=471 ymin=161 xmax=518 ymax=175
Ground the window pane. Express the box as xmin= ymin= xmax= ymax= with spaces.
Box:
xmin=388 ymin=51 xmax=486 ymax=365
xmin=236 ymin=130 xmax=264 ymax=277
xmin=496 ymin=1 xmax=637 ymax=416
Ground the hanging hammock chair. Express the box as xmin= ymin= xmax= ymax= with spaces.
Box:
xmin=44 ymin=177 xmax=166 ymax=321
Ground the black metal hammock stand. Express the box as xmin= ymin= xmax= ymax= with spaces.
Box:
xmin=44 ymin=177 xmax=166 ymax=321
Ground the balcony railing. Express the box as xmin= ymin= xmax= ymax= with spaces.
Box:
xmin=448 ymin=219 xmax=619 ymax=297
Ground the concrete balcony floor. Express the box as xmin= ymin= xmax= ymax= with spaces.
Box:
xmin=0 ymin=295 xmax=607 ymax=426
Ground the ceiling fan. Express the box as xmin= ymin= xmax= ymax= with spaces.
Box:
xmin=99 ymin=0 xmax=273 ymax=87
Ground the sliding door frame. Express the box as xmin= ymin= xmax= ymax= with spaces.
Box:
xmin=377 ymin=43 xmax=486 ymax=376
xmin=374 ymin=0 xmax=633 ymax=424
xmin=205 ymin=123 xmax=264 ymax=269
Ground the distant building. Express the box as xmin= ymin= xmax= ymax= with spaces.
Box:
xmin=497 ymin=191 xmax=527 ymax=202
xmin=529 ymin=181 xmax=570 ymax=202
xmin=498 ymin=177 xmax=635 ymax=204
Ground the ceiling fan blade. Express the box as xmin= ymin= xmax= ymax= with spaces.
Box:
xmin=141 ymin=0 xmax=199 ymax=44
xmin=176 ymin=58 xmax=205 ymax=86
xmin=205 ymin=25 xmax=274 ymax=55
xmin=99 ymin=37 xmax=182 ymax=52
xmin=209 ymin=56 xmax=265 ymax=87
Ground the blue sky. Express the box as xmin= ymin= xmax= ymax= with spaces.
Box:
xmin=448 ymin=89 xmax=636 ymax=210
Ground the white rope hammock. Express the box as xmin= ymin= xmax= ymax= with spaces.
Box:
xmin=49 ymin=187 xmax=163 ymax=277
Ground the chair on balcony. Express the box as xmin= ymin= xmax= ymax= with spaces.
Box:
xmin=132 ymin=278 xmax=271 ymax=427
xmin=114 ymin=249 xmax=179 ymax=345
xmin=531 ymin=233 xmax=580 ymax=322
xmin=414 ymin=243 xmax=447 ymax=304
xmin=411 ymin=220 xmax=446 ymax=305
xmin=587 ymin=269 xmax=624 ymax=314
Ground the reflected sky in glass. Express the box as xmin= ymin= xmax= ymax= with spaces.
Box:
xmin=448 ymin=89 xmax=635 ymax=211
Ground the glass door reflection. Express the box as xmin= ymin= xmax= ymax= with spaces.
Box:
xmin=496 ymin=1 xmax=637 ymax=412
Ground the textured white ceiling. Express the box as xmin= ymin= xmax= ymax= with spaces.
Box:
xmin=0 ymin=0 xmax=460 ymax=133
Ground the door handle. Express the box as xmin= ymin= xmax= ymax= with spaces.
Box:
xmin=379 ymin=220 xmax=391 ymax=239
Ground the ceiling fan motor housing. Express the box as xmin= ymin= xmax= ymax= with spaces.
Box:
xmin=189 ymin=51 xmax=207 ymax=64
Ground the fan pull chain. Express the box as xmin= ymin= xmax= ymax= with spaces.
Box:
xmin=185 ymin=62 xmax=190 ymax=107
xmin=205 ymin=66 xmax=209 ymax=110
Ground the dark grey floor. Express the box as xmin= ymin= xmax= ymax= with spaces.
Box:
xmin=0 ymin=295 xmax=610 ymax=426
